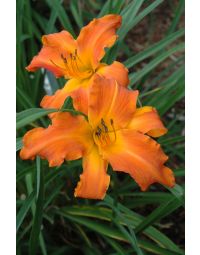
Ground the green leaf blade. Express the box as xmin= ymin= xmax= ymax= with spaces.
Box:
xmin=16 ymin=191 xmax=36 ymax=232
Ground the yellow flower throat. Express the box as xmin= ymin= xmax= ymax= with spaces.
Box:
xmin=50 ymin=49 xmax=92 ymax=79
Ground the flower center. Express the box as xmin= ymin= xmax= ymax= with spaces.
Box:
xmin=93 ymin=118 xmax=116 ymax=148
xmin=50 ymin=49 xmax=93 ymax=79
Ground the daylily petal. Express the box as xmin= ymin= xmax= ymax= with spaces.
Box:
xmin=20 ymin=112 xmax=93 ymax=167
xmin=74 ymin=146 xmax=110 ymax=199
xmin=26 ymin=31 xmax=77 ymax=78
xmin=41 ymin=86 xmax=69 ymax=111
xmin=96 ymin=61 xmax=129 ymax=87
xmin=26 ymin=46 xmax=67 ymax=77
xmin=42 ymin=30 xmax=77 ymax=53
xmin=77 ymin=15 xmax=121 ymax=69
xmin=102 ymin=129 xmax=175 ymax=191
xmin=41 ymin=77 xmax=93 ymax=115
xmin=128 ymin=106 xmax=167 ymax=137
xmin=88 ymin=75 xmax=138 ymax=129
xmin=70 ymin=87 xmax=89 ymax=115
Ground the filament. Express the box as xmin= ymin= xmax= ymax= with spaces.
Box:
xmin=50 ymin=59 xmax=66 ymax=70
xmin=75 ymin=49 xmax=84 ymax=66
xmin=110 ymin=119 xmax=116 ymax=142
xmin=51 ymin=50 xmax=89 ymax=79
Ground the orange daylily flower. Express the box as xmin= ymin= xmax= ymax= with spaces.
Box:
xmin=20 ymin=76 xmax=175 ymax=199
xmin=26 ymin=14 xmax=129 ymax=114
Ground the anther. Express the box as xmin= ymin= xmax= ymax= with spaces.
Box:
xmin=60 ymin=54 xmax=74 ymax=77
xmin=68 ymin=53 xmax=78 ymax=77
xmin=61 ymin=53 xmax=67 ymax=63
xmin=101 ymin=118 xmax=108 ymax=132
xmin=95 ymin=126 xmax=102 ymax=137
xmin=110 ymin=119 xmax=116 ymax=142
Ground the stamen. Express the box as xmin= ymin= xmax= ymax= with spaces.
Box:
xmin=103 ymin=133 xmax=111 ymax=145
xmin=50 ymin=59 xmax=66 ymax=70
xmin=101 ymin=118 xmax=108 ymax=132
xmin=60 ymin=54 xmax=73 ymax=77
xmin=51 ymin=50 xmax=89 ymax=78
xmin=70 ymin=53 xmax=77 ymax=77
xmin=75 ymin=49 xmax=84 ymax=66
xmin=61 ymin=53 xmax=67 ymax=63
xmin=94 ymin=119 xmax=117 ymax=147
xmin=95 ymin=126 xmax=105 ymax=146
xmin=95 ymin=126 xmax=102 ymax=137
xmin=110 ymin=119 xmax=116 ymax=142
xmin=73 ymin=55 xmax=82 ymax=73
xmin=99 ymin=134 xmax=106 ymax=146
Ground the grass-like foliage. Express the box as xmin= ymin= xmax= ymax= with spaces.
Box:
xmin=16 ymin=1 xmax=185 ymax=254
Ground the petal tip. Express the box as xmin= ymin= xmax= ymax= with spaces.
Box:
xmin=163 ymin=167 xmax=176 ymax=188
xmin=74 ymin=173 xmax=110 ymax=200
xmin=25 ymin=64 xmax=34 ymax=72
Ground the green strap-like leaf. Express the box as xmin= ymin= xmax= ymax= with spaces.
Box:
xmin=61 ymin=96 xmax=74 ymax=110
xmin=103 ymin=236 xmax=127 ymax=255
xmin=165 ymin=184 xmax=185 ymax=204
xmin=97 ymin=0 xmax=112 ymax=17
xmin=104 ymin=0 xmax=144 ymax=63
xmin=16 ymin=108 xmax=57 ymax=130
xmin=58 ymin=212 xmax=183 ymax=255
xmin=29 ymin=158 xmax=45 ymax=255
xmin=45 ymin=0 xmax=75 ymax=37
xmin=17 ymin=166 xmax=34 ymax=182
xmin=16 ymin=137 xmax=23 ymax=151
xmin=105 ymin=0 xmax=164 ymax=63
xmin=16 ymin=191 xmax=36 ymax=232
xmin=16 ymin=86 xmax=35 ymax=109
xmin=70 ymin=0 xmax=83 ymax=28
xmin=134 ymin=198 xmax=183 ymax=234
xmin=105 ymin=195 xmax=183 ymax=254
xmin=124 ymin=29 xmax=184 ymax=68
xmin=130 ymin=0 xmax=164 ymax=29
xmin=59 ymin=203 xmax=183 ymax=254
xmin=166 ymin=0 xmax=185 ymax=35
xmin=118 ymin=0 xmax=144 ymax=40
xmin=129 ymin=43 xmax=184 ymax=87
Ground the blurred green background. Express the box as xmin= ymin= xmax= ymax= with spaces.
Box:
xmin=16 ymin=1 xmax=185 ymax=254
